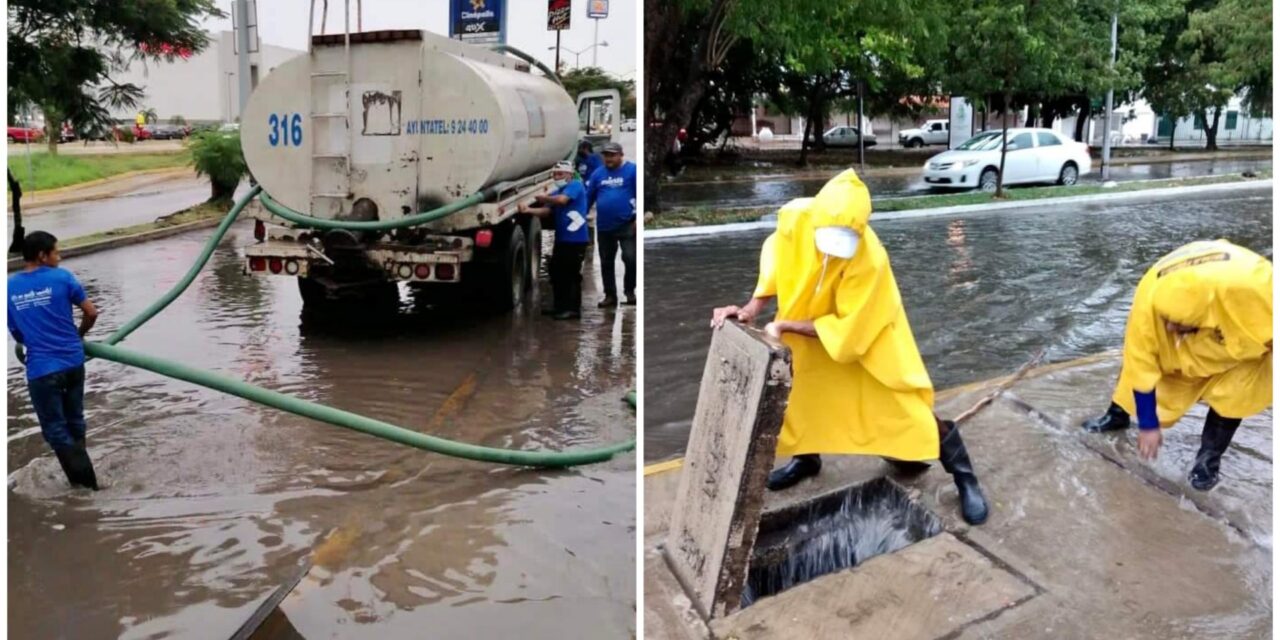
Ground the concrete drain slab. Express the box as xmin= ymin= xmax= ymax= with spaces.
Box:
xmin=711 ymin=533 xmax=1035 ymax=640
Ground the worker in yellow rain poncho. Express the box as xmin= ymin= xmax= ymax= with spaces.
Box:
xmin=710 ymin=170 xmax=989 ymax=525
xmin=1082 ymin=240 xmax=1272 ymax=491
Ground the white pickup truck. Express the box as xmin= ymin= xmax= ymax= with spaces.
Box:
xmin=898 ymin=119 xmax=949 ymax=148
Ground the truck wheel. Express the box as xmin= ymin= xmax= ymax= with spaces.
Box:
xmin=298 ymin=277 xmax=329 ymax=307
xmin=484 ymin=225 xmax=527 ymax=311
xmin=909 ymin=138 xmax=924 ymax=148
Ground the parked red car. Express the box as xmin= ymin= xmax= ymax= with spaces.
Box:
xmin=133 ymin=124 xmax=153 ymax=141
xmin=7 ymin=126 xmax=44 ymax=143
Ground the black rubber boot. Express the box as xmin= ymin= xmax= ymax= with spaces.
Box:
xmin=939 ymin=423 xmax=989 ymax=525
xmin=883 ymin=458 xmax=931 ymax=475
xmin=1188 ymin=410 xmax=1241 ymax=491
xmin=766 ymin=454 xmax=821 ymax=491
xmin=1082 ymin=402 xmax=1131 ymax=432
xmin=53 ymin=447 xmax=78 ymax=487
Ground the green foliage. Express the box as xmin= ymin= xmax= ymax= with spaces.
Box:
xmin=187 ymin=130 xmax=247 ymax=201
xmin=559 ymin=67 xmax=636 ymax=117
xmin=8 ymin=0 xmax=223 ymax=136
xmin=8 ymin=151 xmax=189 ymax=191
xmin=141 ymin=108 xmax=159 ymax=124
xmin=118 ymin=127 xmax=136 ymax=144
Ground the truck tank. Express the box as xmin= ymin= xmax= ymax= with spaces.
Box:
xmin=241 ymin=29 xmax=577 ymax=231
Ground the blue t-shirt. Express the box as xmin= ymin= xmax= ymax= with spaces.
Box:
xmin=7 ymin=267 xmax=87 ymax=380
xmin=553 ymin=179 xmax=590 ymax=244
xmin=588 ymin=161 xmax=637 ymax=232
xmin=577 ymin=153 xmax=604 ymax=182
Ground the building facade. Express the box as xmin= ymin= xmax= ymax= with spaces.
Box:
xmin=106 ymin=31 xmax=304 ymax=124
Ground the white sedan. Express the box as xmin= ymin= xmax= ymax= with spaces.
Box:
xmin=921 ymin=128 xmax=1091 ymax=192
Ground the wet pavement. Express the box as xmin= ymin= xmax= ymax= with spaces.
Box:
xmin=7 ymin=225 xmax=636 ymax=638
xmin=7 ymin=178 xmax=253 ymax=242
xmin=644 ymin=188 xmax=1273 ymax=461
xmin=661 ymin=157 xmax=1273 ymax=210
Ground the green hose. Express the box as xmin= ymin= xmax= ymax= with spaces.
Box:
xmin=90 ymin=187 xmax=635 ymax=468
xmin=259 ymin=189 xmax=489 ymax=232
xmin=105 ymin=184 xmax=263 ymax=345
xmin=491 ymin=44 xmax=563 ymax=87
xmin=84 ymin=342 xmax=633 ymax=467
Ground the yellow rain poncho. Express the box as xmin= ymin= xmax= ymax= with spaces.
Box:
xmin=1113 ymin=240 xmax=1273 ymax=424
xmin=754 ymin=170 xmax=938 ymax=460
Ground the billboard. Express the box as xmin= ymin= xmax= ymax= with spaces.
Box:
xmin=450 ymin=0 xmax=506 ymax=45
xmin=588 ymin=0 xmax=609 ymax=18
xmin=548 ymin=0 xmax=572 ymax=31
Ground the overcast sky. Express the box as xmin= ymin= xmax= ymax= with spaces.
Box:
xmin=202 ymin=0 xmax=637 ymax=78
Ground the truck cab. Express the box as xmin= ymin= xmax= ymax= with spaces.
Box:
xmin=899 ymin=119 xmax=949 ymax=148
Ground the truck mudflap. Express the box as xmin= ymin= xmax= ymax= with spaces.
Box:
xmin=244 ymin=235 xmax=473 ymax=284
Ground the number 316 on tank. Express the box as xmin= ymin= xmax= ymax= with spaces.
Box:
xmin=268 ymin=114 xmax=303 ymax=147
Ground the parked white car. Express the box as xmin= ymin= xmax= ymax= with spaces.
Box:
xmin=620 ymin=118 xmax=636 ymax=131
xmin=899 ymin=119 xmax=949 ymax=147
xmin=921 ymin=128 xmax=1092 ymax=192
xmin=822 ymin=125 xmax=876 ymax=147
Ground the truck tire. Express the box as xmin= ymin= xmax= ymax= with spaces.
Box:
xmin=483 ymin=225 xmax=527 ymax=311
xmin=909 ymin=137 xmax=924 ymax=148
xmin=298 ymin=277 xmax=398 ymax=311
xmin=298 ymin=276 xmax=329 ymax=307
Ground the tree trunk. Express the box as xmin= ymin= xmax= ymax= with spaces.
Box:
xmin=211 ymin=179 xmax=235 ymax=203
xmin=798 ymin=115 xmax=813 ymax=166
xmin=1024 ymin=102 xmax=1036 ymax=127
xmin=1040 ymin=103 xmax=1056 ymax=129
xmin=1204 ymin=107 xmax=1221 ymax=151
xmin=809 ymin=88 xmax=827 ymax=154
xmin=997 ymin=90 xmax=1011 ymax=198
xmin=1169 ymin=120 xmax=1177 ymax=150
xmin=1073 ymin=95 xmax=1090 ymax=141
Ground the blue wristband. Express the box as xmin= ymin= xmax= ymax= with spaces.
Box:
xmin=1134 ymin=390 xmax=1159 ymax=430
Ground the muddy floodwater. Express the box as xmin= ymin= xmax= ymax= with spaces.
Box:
xmin=8 ymin=226 xmax=636 ymax=638
xmin=645 ymin=189 xmax=1273 ymax=461
xmin=663 ymin=157 xmax=1272 ymax=209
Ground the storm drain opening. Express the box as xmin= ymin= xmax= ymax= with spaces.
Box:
xmin=741 ymin=477 xmax=942 ymax=607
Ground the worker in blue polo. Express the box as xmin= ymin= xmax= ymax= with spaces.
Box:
xmin=8 ymin=231 xmax=101 ymax=490
xmin=575 ymin=139 xmax=603 ymax=183
xmin=587 ymin=141 xmax=638 ymax=307
xmin=519 ymin=161 xmax=590 ymax=320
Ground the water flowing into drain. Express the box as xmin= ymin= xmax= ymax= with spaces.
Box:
xmin=742 ymin=478 xmax=942 ymax=607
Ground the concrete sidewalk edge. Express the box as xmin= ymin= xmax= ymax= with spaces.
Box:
xmin=6 ymin=216 xmax=226 ymax=271
xmin=646 ymin=178 xmax=1274 ymax=240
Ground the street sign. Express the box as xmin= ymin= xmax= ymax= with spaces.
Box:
xmin=949 ymin=96 xmax=973 ymax=149
xmin=231 ymin=0 xmax=260 ymax=54
xmin=588 ymin=0 xmax=609 ymax=18
xmin=450 ymin=0 xmax=507 ymax=45
xmin=548 ymin=0 xmax=572 ymax=30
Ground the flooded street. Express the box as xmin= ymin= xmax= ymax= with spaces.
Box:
xmin=9 ymin=179 xmax=251 ymax=241
xmin=662 ymin=157 xmax=1272 ymax=209
xmin=8 ymin=226 xmax=636 ymax=638
xmin=644 ymin=188 xmax=1273 ymax=461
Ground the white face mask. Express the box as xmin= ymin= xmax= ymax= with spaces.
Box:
xmin=554 ymin=178 xmax=569 ymax=188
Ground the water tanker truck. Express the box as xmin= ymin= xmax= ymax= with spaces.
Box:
xmin=240 ymin=28 xmax=620 ymax=309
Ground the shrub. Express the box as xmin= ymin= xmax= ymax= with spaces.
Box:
xmin=188 ymin=130 xmax=247 ymax=201
xmin=118 ymin=127 xmax=136 ymax=144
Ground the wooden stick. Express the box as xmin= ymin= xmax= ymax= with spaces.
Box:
xmin=953 ymin=348 xmax=1047 ymax=425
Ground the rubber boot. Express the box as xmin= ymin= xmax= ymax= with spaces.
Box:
xmin=1188 ymin=410 xmax=1241 ymax=491
xmin=766 ymin=454 xmax=821 ymax=491
xmin=939 ymin=423 xmax=989 ymax=525
xmin=53 ymin=447 xmax=78 ymax=488
xmin=883 ymin=458 xmax=931 ymax=475
xmin=1082 ymin=402 xmax=1131 ymax=432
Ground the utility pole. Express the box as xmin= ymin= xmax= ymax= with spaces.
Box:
xmin=1101 ymin=8 xmax=1117 ymax=181
xmin=857 ymin=78 xmax=865 ymax=173
xmin=592 ymin=17 xmax=600 ymax=67
xmin=235 ymin=0 xmax=252 ymax=117
xmin=555 ymin=30 xmax=562 ymax=73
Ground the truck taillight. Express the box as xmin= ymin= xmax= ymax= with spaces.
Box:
xmin=398 ymin=263 xmax=413 ymax=279
xmin=254 ymin=220 xmax=265 ymax=242
xmin=415 ymin=264 xmax=431 ymax=279
xmin=249 ymin=257 xmax=267 ymax=271
xmin=268 ymin=258 xmax=284 ymax=274
xmin=436 ymin=264 xmax=456 ymax=281
xmin=285 ymin=260 xmax=300 ymax=275
xmin=475 ymin=229 xmax=493 ymax=249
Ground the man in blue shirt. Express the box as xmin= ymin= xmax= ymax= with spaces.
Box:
xmin=575 ymin=139 xmax=603 ymax=183
xmin=519 ymin=161 xmax=590 ymax=320
xmin=587 ymin=142 xmax=637 ymax=307
xmin=8 ymin=231 xmax=101 ymax=489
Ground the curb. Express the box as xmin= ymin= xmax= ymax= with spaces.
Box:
xmin=645 ymin=178 xmax=1274 ymax=240
xmin=10 ymin=167 xmax=195 ymax=212
xmin=6 ymin=216 xmax=227 ymax=271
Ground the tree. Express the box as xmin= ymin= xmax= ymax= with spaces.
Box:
xmin=8 ymin=0 xmax=222 ymax=156
xmin=141 ymin=107 xmax=159 ymax=125
xmin=188 ymin=131 xmax=247 ymax=202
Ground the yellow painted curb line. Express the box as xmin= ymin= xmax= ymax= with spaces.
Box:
xmin=640 ymin=350 xmax=1124 ymax=478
